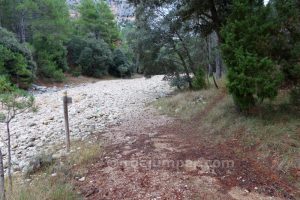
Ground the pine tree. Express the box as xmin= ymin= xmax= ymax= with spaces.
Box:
xmin=78 ymin=0 xmax=119 ymax=47
xmin=221 ymin=0 xmax=282 ymax=111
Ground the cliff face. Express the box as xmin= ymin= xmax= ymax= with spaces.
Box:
xmin=67 ymin=0 xmax=135 ymax=23
xmin=107 ymin=0 xmax=135 ymax=23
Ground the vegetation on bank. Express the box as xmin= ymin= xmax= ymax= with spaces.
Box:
xmin=154 ymin=83 xmax=300 ymax=191
xmin=129 ymin=0 xmax=300 ymax=113
xmin=5 ymin=141 xmax=101 ymax=200
xmin=0 ymin=0 xmax=134 ymax=89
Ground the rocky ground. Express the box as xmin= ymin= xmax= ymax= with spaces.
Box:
xmin=0 ymin=76 xmax=172 ymax=174
xmin=75 ymin=91 xmax=296 ymax=200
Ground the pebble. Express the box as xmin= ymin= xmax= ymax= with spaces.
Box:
xmin=78 ymin=177 xmax=86 ymax=182
xmin=0 ymin=76 xmax=172 ymax=174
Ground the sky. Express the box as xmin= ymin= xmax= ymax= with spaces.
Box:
xmin=264 ymin=0 xmax=270 ymax=5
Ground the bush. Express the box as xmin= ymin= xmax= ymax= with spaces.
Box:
xmin=0 ymin=76 xmax=15 ymax=93
xmin=169 ymin=75 xmax=191 ymax=89
xmin=110 ymin=49 xmax=131 ymax=78
xmin=0 ymin=27 xmax=35 ymax=89
xmin=227 ymin=50 xmax=282 ymax=111
xmin=67 ymin=37 xmax=113 ymax=78
xmin=221 ymin=0 xmax=282 ymax=112
xmin=34 ymin=36 xmax=68 ymax=81
xmin=192 ymin=67 xmax=207 ymax=90
xmin=36 ymin=51 xmax=65 ymax=82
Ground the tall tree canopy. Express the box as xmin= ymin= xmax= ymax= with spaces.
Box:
xmin=78 ymin=0 xmax=120 ymax=47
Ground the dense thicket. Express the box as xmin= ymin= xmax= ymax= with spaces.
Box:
xmin=221 ymin=0 xmax=282 ymax=110
xmin=0 ymin=0 xmax=132 ymax=88
xmin=0 ymin=27 xmax=35 ymax=88
xmin=127 ymin=0 xmax=300 ymax=111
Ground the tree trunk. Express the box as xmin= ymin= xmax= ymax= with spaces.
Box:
xmin=19 ymin=15 xmax=26 ymax=43
xmin=215 ymin=53 xmax=222 ymax=79
xmin=175 ymin=32 xmax=196 ymax=75
xmin=0 ymin=148 xmax=5 ymax=200
xmin=214 ymin=35 xmax=222 ymax=79
xmin=171 ymin=42 xmax=193 ymax=89
xmin=207 ymin=36 xmax=213 ymax=76
xmin=6 ymin=122 xmax=12 ymax=191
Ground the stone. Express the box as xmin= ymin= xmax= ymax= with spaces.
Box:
xmin=78 ymin=177 xmax=85 ymax=182
xmin=0 ymin=75 xmax=172 ymax=176
xmin=29 ymin=123 xmax=37 ymax=127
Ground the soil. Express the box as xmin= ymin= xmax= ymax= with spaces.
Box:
xmin=74 ymin=92 xmax=298 ymax=200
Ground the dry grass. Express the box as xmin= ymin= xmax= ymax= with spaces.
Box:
xmin=6 ymin=176 xmax=80 ymax=200
xmin=69 ymin=141 xmax=102 ymax=166
xmin=202 ymin=92 xmax=300 ymax=171
xmin=4 ymin=140 xmax=102 ymax=200
xmin=155 ymin=86 xmax=300 ymax=185
xmin=153 ymin=88 xmax=219 ymax=119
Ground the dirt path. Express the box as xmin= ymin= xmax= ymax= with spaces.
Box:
xmin=74 ymin=92 xmax=296 ymax=200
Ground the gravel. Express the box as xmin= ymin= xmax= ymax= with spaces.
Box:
xmin=0 ymin=76 xmax=172 ymax=173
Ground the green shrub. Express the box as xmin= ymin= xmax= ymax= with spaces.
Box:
xmin=34 ymin=36 xmax=68 ymax=81
xmin=71 ymin=66 xmax=82 ymax=77
xmin=67 ymin=37 xmax=113 ymax=78
xmin=0 ymin=27 xmax=35 ymax=89
xmin=227 ymin=50 xmax=282 ymax=111
xmin=192 ymin=67 xmax=206 ymax=90
xmin=0 ymin=75 xmax=15 ymax=93
xmin=110 ymin=48 xmax=131 ymax=78
xmin=36 ymin=51 xmax=65 ymax=82
xmin=221 ymin=0 xmax=283 ymax=112
xmin=169 ymin=75 xmax=191 ymax=89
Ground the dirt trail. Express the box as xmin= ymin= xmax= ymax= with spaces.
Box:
xmin=75 ymin=92 xmax=296 ymax=200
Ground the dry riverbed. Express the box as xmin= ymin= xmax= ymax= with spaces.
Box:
xmin=0 ymin=76 xmax=172 ymax=174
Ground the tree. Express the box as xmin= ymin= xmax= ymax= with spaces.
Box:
xmin=31 ymin=0 xmax=71 ymax=81
xmin=0 ymin=27 xmax=35 ymax=89
xmin=272 ymin=0 xmax=300 ymax=104
xmin=111 ymin=49 xmax=132 ymax=78
xmin=0 ymin=0 xmax=36 ymax=43
xmin=77 ymin=38 xmax=113 ymax=78
xmin=0 ymin=76 xmax=35 ymax=190
xmin=127 ymin=2 xmax=211 ymax=88
xmin=78 ymin=0 xmax=120 ymax=46
xmin=221 ymin=0 xmax=282 ymax=111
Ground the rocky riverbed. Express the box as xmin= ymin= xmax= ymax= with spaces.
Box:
xmin=0 ymin=76 xmax=172 ymax=174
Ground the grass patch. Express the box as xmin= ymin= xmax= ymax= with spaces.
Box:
xmin=154 ymin=87 xmax=300 ymax=185
xmin=202 ymin=92 xmax=300 ymax=171
xmin=69 ymin=141 xmax=102 ymax=166
xmin=7 ymin=176 xmax=80 ymax=200
xmin=4 ymin=140 xmax=102 ymax=200
xmin=153 ymin=88 xmax=219 ymax=119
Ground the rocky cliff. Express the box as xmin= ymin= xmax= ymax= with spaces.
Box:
xmin=67 ymin=0 xmax=135 ymax=23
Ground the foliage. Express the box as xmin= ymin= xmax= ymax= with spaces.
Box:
xmin=272 ymin=0 xmax=300 ymax=83
xmin=110 ymin=49 xmax=132 ymax=78
xmin=32 ymin=0 xmax=70 ymax=81
xmin=0 ymin=27 xmax=35 ymax=88
xmin=77 ymin=38 xmax=113 ymax=78
xmin=290 ymin=85 xmax=300 ymax=106
xmin=34 ymin=38 xmax=67 ymax=82
xmin=0 ymin=0 xmax=71 ymax=82
xmin=169 ymin=75 xmax=191 ymax=89
xmin=78 ymin=0 xmax=119 ymax=47
xmin=221 ymin=0 xmax=282 ymax=111
xmin=0 ymin=76 xmax=14 ymax=93
xmin=192 ymin=67 xmax=207 ymax=90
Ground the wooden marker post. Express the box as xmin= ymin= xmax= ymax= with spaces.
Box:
xmin=0 ymin=148 xmax=5 ymax=200
xmin=63 ymin=91 xmax=72 ymax=152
